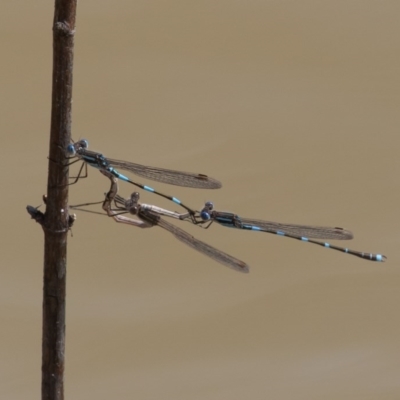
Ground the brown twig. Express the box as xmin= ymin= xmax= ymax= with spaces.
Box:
xmin=26 ymin=1 xmax=77 ymax=399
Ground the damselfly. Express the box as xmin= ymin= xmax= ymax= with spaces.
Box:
xmin=97 ymin=170 xmax=249 ymax=273
xmin=189 ymin=201 xmax=387 ymax=262
xmin=67 ymin=139 xmax=221 ymax=215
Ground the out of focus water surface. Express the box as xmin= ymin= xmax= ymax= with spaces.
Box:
xmin=1 ymin=2 xmax=399 ymax=399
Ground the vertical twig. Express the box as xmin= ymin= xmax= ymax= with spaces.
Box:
xmin=42 ymin=1 xmax=77 ymax=399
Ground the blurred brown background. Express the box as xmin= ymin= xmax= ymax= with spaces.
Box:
xmin=2 ymin=1 xmax=399 ymax=399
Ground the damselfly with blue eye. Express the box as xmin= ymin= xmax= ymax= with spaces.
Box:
xmin=66 ymin=139 xmax=221 ymax=215
xmin=97 ymin=170 xmax=249 ymax=273
xmin=188 ymin=201 xmax=387 ymax=262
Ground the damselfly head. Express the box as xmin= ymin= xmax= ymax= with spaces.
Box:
xmin=79 ymin=139 xmax=89 ymax=149
xmin=205 ymin=201 xmax=213 ymax=210
xmin=74 ymin=139 xmax=89 ymax=152
xmin=200 ymin=210 xmax=211 ymax=221
xmin=67 ymin=139 xmax=88 ymax=156
xmin=124 ymin=192 xmax=140 ymax=213
xmin=130 ymin=192 xmax=140 ymax=203
xmin=66 ymin=143 xmax=76 ymax=156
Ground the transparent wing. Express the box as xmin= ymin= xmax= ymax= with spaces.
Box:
xmin=239 ymin=217 xmax=354 ymax=240
xmin=140 ymin=212 xmax=249 ymax=273
xmin=107 ymin=158 xmax=222 ymax=189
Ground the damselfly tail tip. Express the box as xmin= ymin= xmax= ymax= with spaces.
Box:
xmin=377 ymin=254 xmax=387 ymax=262
xmin=366 ymin=254 xmax=387 ymax=262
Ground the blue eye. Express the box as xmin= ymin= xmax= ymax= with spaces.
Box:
xmin=200 ymin=210 xmax=211 ymax=221
xmin=80 ymin=139 xmax=89 ymax=149
xmin=66 ymin=144 xmax=76 ymax=155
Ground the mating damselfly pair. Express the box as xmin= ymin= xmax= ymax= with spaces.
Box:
xmin=68 ymin=139 xmax=386 ymax=272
